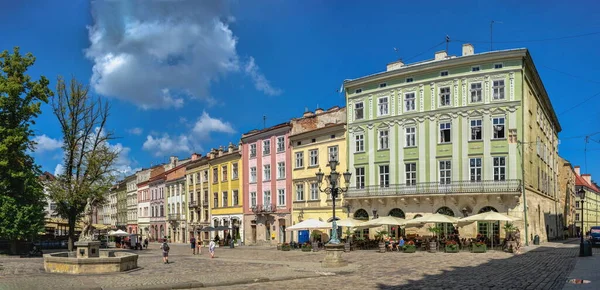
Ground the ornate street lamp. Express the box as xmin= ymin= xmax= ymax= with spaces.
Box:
xmin=316 ymin=155 xmax=351 ymax=245
xmin=578 ymin=187 xmax=586 ymax=257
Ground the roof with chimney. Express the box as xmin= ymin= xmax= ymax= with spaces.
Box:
xmin=576 ymin=171 xmax=599 ymax=193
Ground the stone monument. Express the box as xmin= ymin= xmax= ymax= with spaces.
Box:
xmin=322 ymin=243 xmax=348 ymax=268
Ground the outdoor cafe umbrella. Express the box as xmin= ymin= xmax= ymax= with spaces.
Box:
xmin=357 ymin=216 xmax=406 ymax=228
xmin=334 ymin=218 xmax=367 ymax=228
xmin=286 ymin=219 xmax=330 ymax=231
xmin=404 ymin=213 xmax=459 ymax=227
xmin=109 ymin=229 xmax=129 ymax=237
xmin=457 ymin=211 xmax=520 ymax=250
xmin=200 ymin=227 xmax=215 ymax=232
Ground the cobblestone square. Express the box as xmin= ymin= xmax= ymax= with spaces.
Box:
xmin=0 ymin=241 xmax=587 ymax=290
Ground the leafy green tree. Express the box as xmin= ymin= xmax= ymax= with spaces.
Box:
xmin=0 ymin=47 xmax=52 ymax=254
xmin=47 ymin=76 xmax=119 ymax=250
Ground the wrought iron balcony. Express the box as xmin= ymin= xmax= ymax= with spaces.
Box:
xmin=251 ymin=203 xmax=276 ymax=214
xmin=188 ymin=200 xmax=198 ymax=208
xmin=346 ymin=179 xmax=521 ymax=198
xmin=202 ymin=201 xmax=209 ymax=207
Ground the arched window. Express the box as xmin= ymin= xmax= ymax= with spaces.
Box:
xmin=436 ymin=206 xmax=455 ymax=216
xmin=478 ymin=206 xmax=498 ymax=213
xmin=353 ymin=209 xmax=369 ymax=220
xmin=388 ymin=208 xmax=406 ymax=218
xmin=413 ymin=214 xmax=423 ymax=219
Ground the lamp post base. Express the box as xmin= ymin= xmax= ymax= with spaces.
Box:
xmin=322 ymin=243 xmax=347 ymax=268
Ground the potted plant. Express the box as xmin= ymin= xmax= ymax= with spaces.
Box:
xmin=503 ymin=223 xmax=516 ymax=239
xmin=445 ymin=240 xmax=459 ymax=253
xmin=235 ymin=231 xmax=242 ymax=246
xmin=427 ymin=226 xmax=441 ymax=253
xmin=472 ymin=241 xmax=487 ymax=253
xmin=344 ymin=229 xmax=353 ymax=252
xmin=403 ymin=240 xmax=416 ymax=253
xmin=374 ymin=230 xmax=389 ymax=253
xmin=311 ymin=231 xmax=322 ymax=252
xmin=301 ymin=243 xmax=312 ymax=252
xmin=277 ymin=243 xmax=282 ymax=250
xmin=281 ymin=243 xmax=291 ymax=251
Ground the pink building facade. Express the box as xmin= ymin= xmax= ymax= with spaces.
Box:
xmin=242 ymin=123 xmax=292 ymax=245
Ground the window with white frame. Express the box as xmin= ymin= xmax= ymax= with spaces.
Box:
xmin=493 ymin=80 xmax=505 ymax=100
xmin=203 ymin=170 xmax=208 ymax=182
xmin=405 ymin=127 xmax=416 ymax=147
xmin=355 ymin=88 xmax=362 ymax=94
xmin=222 ymin=191 xmax=228 ymax=207
xmin=576 ymin=213 xmax=580 ymax=221
xmin=493 ymin=117 xmax=505 ymax=139
xmin=494 ymin=63 xmax=503 ymax=69
xmin=232 ymin=190 xmax=239 ymax=206
xmin=470 ymin=83 xmax=482 ymax=102
xmin=310 ymin=182 xmax=319 ymax=200
xmin=378 ymin=96 xmax=389 ymax=116
xmin=470 ymin=119 xmax=482 ymax=140
xmin=379 ymin=83 xmax=387 ymax=88
xmin=250 ymin=191 xmax=257 ymax=207
xmin=472 ymin=66 xmax=480 ymax=72
xmin=263 ymin=190 xmax=271 ymax=206
xmin=328 ymin=146 xmax=338 ymax=162
xmin=405 ymin=163 xmax=416 ymax=186
xmin=355 ymin=167 xmax=365 ymax=189
xmin=296 ymin=184 xmax=304 ymax=201
xmin=440 ymin=71 xmax=449 ymax=77
xmin=295 ymin=152 xmax=304 ymax=168
xmin=355 ymin=133 xmax=364 ymax=152
xmin=469 ymin=158 xmax=482 ymax=182
xmin=277 ymin=162 xmax=285 ymax=179
xmin=263 ymin=140 xmax=271 ymax=155
xmin=277 ymin=189 xmax=285 ymax=206
xmin=250 ymin=166 xmax=257 ymax=183
xmin=222 ymin=165 xmax=228 ymax=181
xmin=213 ymin=192 xmax=218 ymax=208
xmin=439 ymin=161 xmax=451 ymax=185
xmin=379 ymin=165 xmax=390 ymax=188
xmin=263 ymin=164 xmax=271 ymax=181
xmin=379 ymin=129 xmax=389 ymax=150
xmin=406 ymin=77 xmax=413 ymax=83
xmin=440 ymin=87 xmax=451 ymax=106
xmin=232 ymin=163 xmax=238 ymax=179
xmin=250 ymin=144 xmax=256 ymax=157
xmin=440 ymin=122 xmax=451 ymax=143
xmin=309 ymin=149 xmax=318 ymax=166
xmin=277 ymin=136 xmax=285 ymax=152
xmin=576 ymin=201 xmax=580 ymax=209
xmin=354 ymin=102 xmax=364 ymax=120
xmin=493 ymin=157 xmax=506 ymax=181
xmin=213 ymin=167 xmax=218 ymax=183
xmin=405 ymin=92 xmax=416 ymax=112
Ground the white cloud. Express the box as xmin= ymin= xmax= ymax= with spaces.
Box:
xmin=107 ymin=142 xmax=138 ymax=177
xmin=33 ymin=135 xmax=63 ymax=152
xmin=143 ymin=111 xmax=235 ymax=156
xmin=244 ymin=57 xmax=282 ymax=96
xmin=54 ymin=164 xmax=64 ymax=176
xmin=127 ymin=127 xmax=144 ymax=135
xmin=85 ymin=1 xmax=279 ymax=109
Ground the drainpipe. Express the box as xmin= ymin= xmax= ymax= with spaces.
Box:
xmin=520 ymin=69 xmax=529 ymax=246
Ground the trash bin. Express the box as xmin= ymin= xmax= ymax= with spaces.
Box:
xmin=533 ymin=235 xmax=540 ymax=245
xmin=583 ymin=240 xmax=593 ymax=256
xmin=230 ymin=239 xmax=235 ymax=249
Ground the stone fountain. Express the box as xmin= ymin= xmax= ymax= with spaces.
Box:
xmin=43 ymin=198 xmax=138 ymax=274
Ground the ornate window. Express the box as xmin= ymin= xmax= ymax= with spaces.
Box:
xmin=388 ymin=208 xmax=406 ymax=219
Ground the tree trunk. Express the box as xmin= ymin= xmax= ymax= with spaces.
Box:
xmin=68 ymin=215 xmax=76 ymax=251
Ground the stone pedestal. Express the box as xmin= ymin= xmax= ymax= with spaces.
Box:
xmin=322 ymin=243 xmax=347 ymax=268
xmin=74 ymin=241 xmax=100 ymax=258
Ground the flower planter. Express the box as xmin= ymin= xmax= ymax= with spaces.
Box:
xmin=472 ymin=244 xmax=487 ymax=253
xmin=428 ymin=241 xmax=437 ymax=253
xmin=378 ymin=241 xmax=386 ymax=253
xmin=445 ymin=245 xmax=459 ymax=253
xmin=301 ymin=247 xmax=312 ymax=252
xmin=344 ymin=242 xmax=350 ymax=252
xmin=277 ymin=244 xmax=282 ymax=250
xmin=281 ymin=245 xmax=291 ymax=251
xmin=403 ymin=245 xmax=416 ymax=253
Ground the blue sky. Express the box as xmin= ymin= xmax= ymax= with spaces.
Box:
xmin=1 ymin=0 xmax=599 ymax=180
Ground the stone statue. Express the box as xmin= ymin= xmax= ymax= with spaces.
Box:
xmin=78 ymin=197 xmax=96 ymax=241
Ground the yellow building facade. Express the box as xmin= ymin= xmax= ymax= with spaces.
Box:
xmin=184 ymin=154 xmax=211 ymax=241
xmin=289 ymin=107 xmax=347 ymax=243
xmin=207 ymin=143 xmax=244 ymax=244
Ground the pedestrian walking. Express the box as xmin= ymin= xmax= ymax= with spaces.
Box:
xmin=209 ymin=239 xmax=216 ymax=259
xmin=190 ymin=236 xmax=196 ymax=255
xmin=197 ymin=236 xmax=202 ymax=254
xmin=161 ymin=238 xmax=170 ymax=264
xmin=144 ymin=238 xmax=148 ymax=249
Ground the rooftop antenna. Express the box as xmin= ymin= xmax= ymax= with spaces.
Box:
xmin=490 ymin=20 xmax=503 ymax=51
xmin=445 ymin=35 xmax=450 ymax=54
xmin=263 ymin=115 xmax=266 ymax=129
xmin=393 ymin=47 xmax=401 ymax=60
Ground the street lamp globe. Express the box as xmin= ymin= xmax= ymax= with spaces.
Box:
xmin=316 ymin=168 xmax=325 ymax=185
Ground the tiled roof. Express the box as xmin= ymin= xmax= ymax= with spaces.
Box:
xmin=576 ymin=174 xmax=600 ymax=193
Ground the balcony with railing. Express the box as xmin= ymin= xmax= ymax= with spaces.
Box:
xmin=251 ymin=203 xmax=276 ymax=214
xmin=346 ymin=179 xmax=521 ymax=198
xmin=188 ymin=200 xmax=198 ymax=208
xmin=202 ymin=200 xmax=209 ymax=207
xmin=168 ymin=214 xmax=182 ymax=221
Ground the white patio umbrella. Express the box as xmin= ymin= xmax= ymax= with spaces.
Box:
xmin=286 ymin=219 xmax=331 ymax=231
xmin=357 ymin=216 xmax=407 ymax=227
xmin=457 ymin=211 xmax=520 ymax=250
xmin=108 ymin=230 xmax=116 ymax=236
xmin=109 ymin=229 xmax=129 ymax=237
xmin=335 ymin=218 xmax=367 ymax=228
xmin=404 ymin=213 xmax=459 ymax=227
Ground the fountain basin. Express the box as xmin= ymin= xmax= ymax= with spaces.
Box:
xmin=44 ymin=250 xmax=138 ymax=274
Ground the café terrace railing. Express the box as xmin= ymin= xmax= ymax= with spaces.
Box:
xmin=251 ymin=203 xmax=276 ymax=214
xmin=346 ymin=179 xmax=521 ymax=198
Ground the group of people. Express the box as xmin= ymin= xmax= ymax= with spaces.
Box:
xmin=159 ymin=236 xmax=218 ymax=264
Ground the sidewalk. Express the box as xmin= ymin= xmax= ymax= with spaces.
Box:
xmin=563 ymin=252 xmax=600 ymax=290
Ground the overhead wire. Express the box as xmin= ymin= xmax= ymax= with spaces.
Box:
xmin=452 ymin=31 xmax=600 ymax=44
xmin=403 ymin=40 xmax=446 ymax=62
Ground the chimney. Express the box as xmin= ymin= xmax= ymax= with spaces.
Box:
xmin=583 ymin=174 xmax=592 ymax=185
xmin=386 ymin=60 xmax=404 ymax=71
xmin=169 ymin=156 xmax=178 ymax=167
xmin=462 ymin=43 xmax=474 ymax=56
xmin=191 ymin=153 xmax=201 ymax=161
xmin=218 ymin=146 xmax=224 ymax=157
xmin=315 ymin=108 xmax=324 ymax=114
xmin=303 ymin=111 xmax=314 ymax=118
xmin=435 ymin=50 xmax=447 ymax=60
xmin=228 ymin=142 xmax=234 ymax=153
xmin=575 ymin=166 xmax=581 ymax=176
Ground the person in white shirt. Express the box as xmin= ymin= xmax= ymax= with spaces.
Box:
xmin=209 ymin=239 xmax=216 ymax=259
